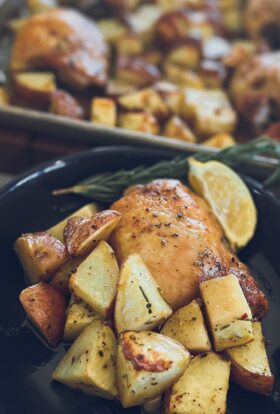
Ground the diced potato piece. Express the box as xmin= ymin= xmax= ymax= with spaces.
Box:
xmin=20 ymin=283 xmax=66 ymax=346
xmin=203 ymin=132 xmax=236 ymax=149
xmin=166 ymin=41 xmax=201 ymax=70
xmin=119 ymin=112 xmax=160 ymax=135
xmin=13 ymin=72 xmax=56 ymax=105
xmin=116 ymin=33 xmax=144 ymax=56
xmin=69 ymin=241 xmax=119 ymax=318
xmin=115 ymin=254 xmax=172 ymax=333
xmin=64 ymin=295 xmax=102 ymax=342
xmin=106 ymin=79 xmax=137 ymax=98
xmin=199 ymin=60 xmax=226 ymax=88
xmin=142 ymin=396 xmax=162 ymax=413
xmin=225 ymin=322 xmax=274 ymax=395
xmin=50 ymin=256 xmax=85 ymax=294
xmin=64 ymin=210 xmax=121 ymax=256
xmin=50 ymin=90 xmax=84 ymax=120
xmin=0 ymin=86 xmax=8 ymax=105
xmin=116 ymin=56 xmax=160 ymax=87
xmin=48 ymin=203 xmax=99 ymax=242
xmin=53 ymin=320 xmax=118 ymax=399
xmin=97 ymin=19 xmax=128 ymax=44
xmin=14 ymin=232 xmax=68 ymax=284
xmin=126 ymin=5 xmax=163 ymax=44
xmin=223 ymin=41 xmax=256 ymax=68
xmin=27 ymin=0 xmax=57 ymax=13
xmin=181 ymin=88 xmax=237 ymax=137
xmin=160 ymin=299 xmax=211 ymax=352
xmin=118 ymin=89 xmax=169 ymax=120
xmin=91 ymin=98 xmax=117 ymax=127
xmin=153 ymin=81 xmax=182 ymax=114
xmin=162 ymin=115 xmax=196 ymax=143
xmin=117 ymin=331 xmax=190 ymax=408
xmin=142 ymin=49 xmax=162 ymax=66
xmin=200 ymin=274 xmax=254 ymax=351
xmin=164 ymin=63 xmax=205 ymax=88
xmin=165 ymin=352 xmax=230 ymax=414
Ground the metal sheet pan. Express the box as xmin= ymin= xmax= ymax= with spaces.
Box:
xmin=0 ymin=0 xmax=279 ymax=179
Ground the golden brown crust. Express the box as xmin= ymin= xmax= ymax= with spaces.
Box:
xmin=121 ymin=332 xmax=173 ymax=372
xmin=11 ymin=9 xmax=108 ymax=89
xmin=64 ymin=210 xmax=121 ymax=256
xmin=19 ymin=282 xmax=66 ymax=346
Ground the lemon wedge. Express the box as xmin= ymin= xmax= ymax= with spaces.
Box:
xmin=188 ymin=159 xmax=257 ymax=249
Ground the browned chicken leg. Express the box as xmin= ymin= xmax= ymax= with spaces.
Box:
xmin=111 ymin=179 xmax=268 ymax=319
xmin=11 ymin=9 xmax=108 ymax=89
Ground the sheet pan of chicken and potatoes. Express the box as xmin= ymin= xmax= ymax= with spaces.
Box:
xmin=14 ymin=156 xmax=275 ymax=414
xmin=1 ymin=0 xmax=280 ymax=147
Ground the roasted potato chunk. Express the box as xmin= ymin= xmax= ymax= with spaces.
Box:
xmin=64 ymin=210 xmax=121 ymax=256
xmin=69 ymin=241 xmax=119 ymax=318
xmin=0 ymin=86 xmax=8 ymax=105
xmin=14 ymin=72 xmax=56 ymax=105
xmin=115 ymin=253 xmax=172 ymax=333
xmin=91 ymin=98 xmax=117 ymax=127
xmin=225 ymin=322 xmax=274 ymax=395
xmin=200 ymin=274 xmax=254 ymax=351
xmin=14 ymin=232 xmax=68 ymax=284
xmin=162 ymin=115 xmax=196 ymax=143
xmin=164 ymin=63 xmax=205 ymax=88
xmin=53 ymin=320 xmax=118 ymax=399
xmin=118 ymin=112 xmax=160 ymax=134
xmin=181 ymin=88 xmax=237 ymax=137
xmin=118 ymin=89 xmax=170 ymax=120
xmin=117 ymin=331 xmax=191 ymax=408
xmin=165 ymin=40 xmax=201 ymax=70
xmin=165 ymin=352 xmax=231 ymax=414
xmin=203 ymin=132 xmax=236 ymax=148
xmin=125 ymin=5 xmax=162 ymax=44
xmin=116 ymin=56 xmax=160 ymax=87
xmin=115 ymin=33 xmax=144 ymax=56
xmin=160 ymin=299 xmax=211 ymax=353
xmin=50 ymin=256 xmax=85 ymax=294
xmin=97 ymin=18 xmax=128 ymax=44
xmin=50 ymin=90 xmax=84 ymax=120
xmin=64 ymin=295 xmax=102 ymax=342
xmin=20 ymin=283 xmax=66 ymax=346
xmin=106 ymin=79 xmax=137 ymax=98
xmin=153 ymin=81 xmax=182 ymax=114
xmin=48 ymin=203 xmax=99 ymax=242
xmin=199 ymin=60 xmax=227 ymax=88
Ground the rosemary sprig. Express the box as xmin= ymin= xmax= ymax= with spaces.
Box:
xmin=53 ymin=137 xmax=280 ymax=203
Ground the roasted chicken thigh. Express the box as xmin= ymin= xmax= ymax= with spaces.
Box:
xmin=11 ymin=9 xmax=108 ymax=89
xmin=111 ymin=179 xmax=268 ymax=319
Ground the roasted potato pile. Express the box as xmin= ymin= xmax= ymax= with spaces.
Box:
xmin=15 ymin=201 xmax=274 ymax=412
xmin=6 ymin=0 xmax=280 ymax=145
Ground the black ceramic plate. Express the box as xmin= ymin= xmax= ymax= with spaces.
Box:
xmin=0 ymin=146 xmax=280 ymax=414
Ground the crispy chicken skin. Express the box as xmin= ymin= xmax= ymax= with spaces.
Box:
xmin=11 ymin=9 xmax=108 ymax=89
xmin=230 ymin=51 xmax=280 ymax=128
xmin=111 ymin=179 xmax=268 ymax=319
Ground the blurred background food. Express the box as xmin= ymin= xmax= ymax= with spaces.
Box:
xmin=1 ymin=0 xmax=280 ymax=174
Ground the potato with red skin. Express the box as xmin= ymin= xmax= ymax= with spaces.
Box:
xmin=49 ymin=90 xmax=84 ymax=120
xmin=13 ymin=72 xmax=56 ymax=107
xmin=64 ymin=210 xmax=121 ymax=256
xmin=14 ymin=232 xmax=68 ymax=284
xmin=19 ymin=283 xmax=66 ymax=346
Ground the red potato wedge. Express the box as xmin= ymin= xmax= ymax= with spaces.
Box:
xmin=19 ymin=283 xmax=66 ymax=346
xmin=14 ymin=232 xmax=68 ymax=284
xmin=64 ymin=210 xmax=121 ymax=256
xmin=50 ymin=256 xmax=86 ymax=295
xmin=13 ymin=72 xmax=56 ymax=106
xmin=225 ymin=322 xmax=274 ymax=395
xmin=50 ymin=90 xmax=84 ymax=120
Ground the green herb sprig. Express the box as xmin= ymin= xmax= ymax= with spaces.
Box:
xmin=53 ymin=137 xmax=280 ymax=203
